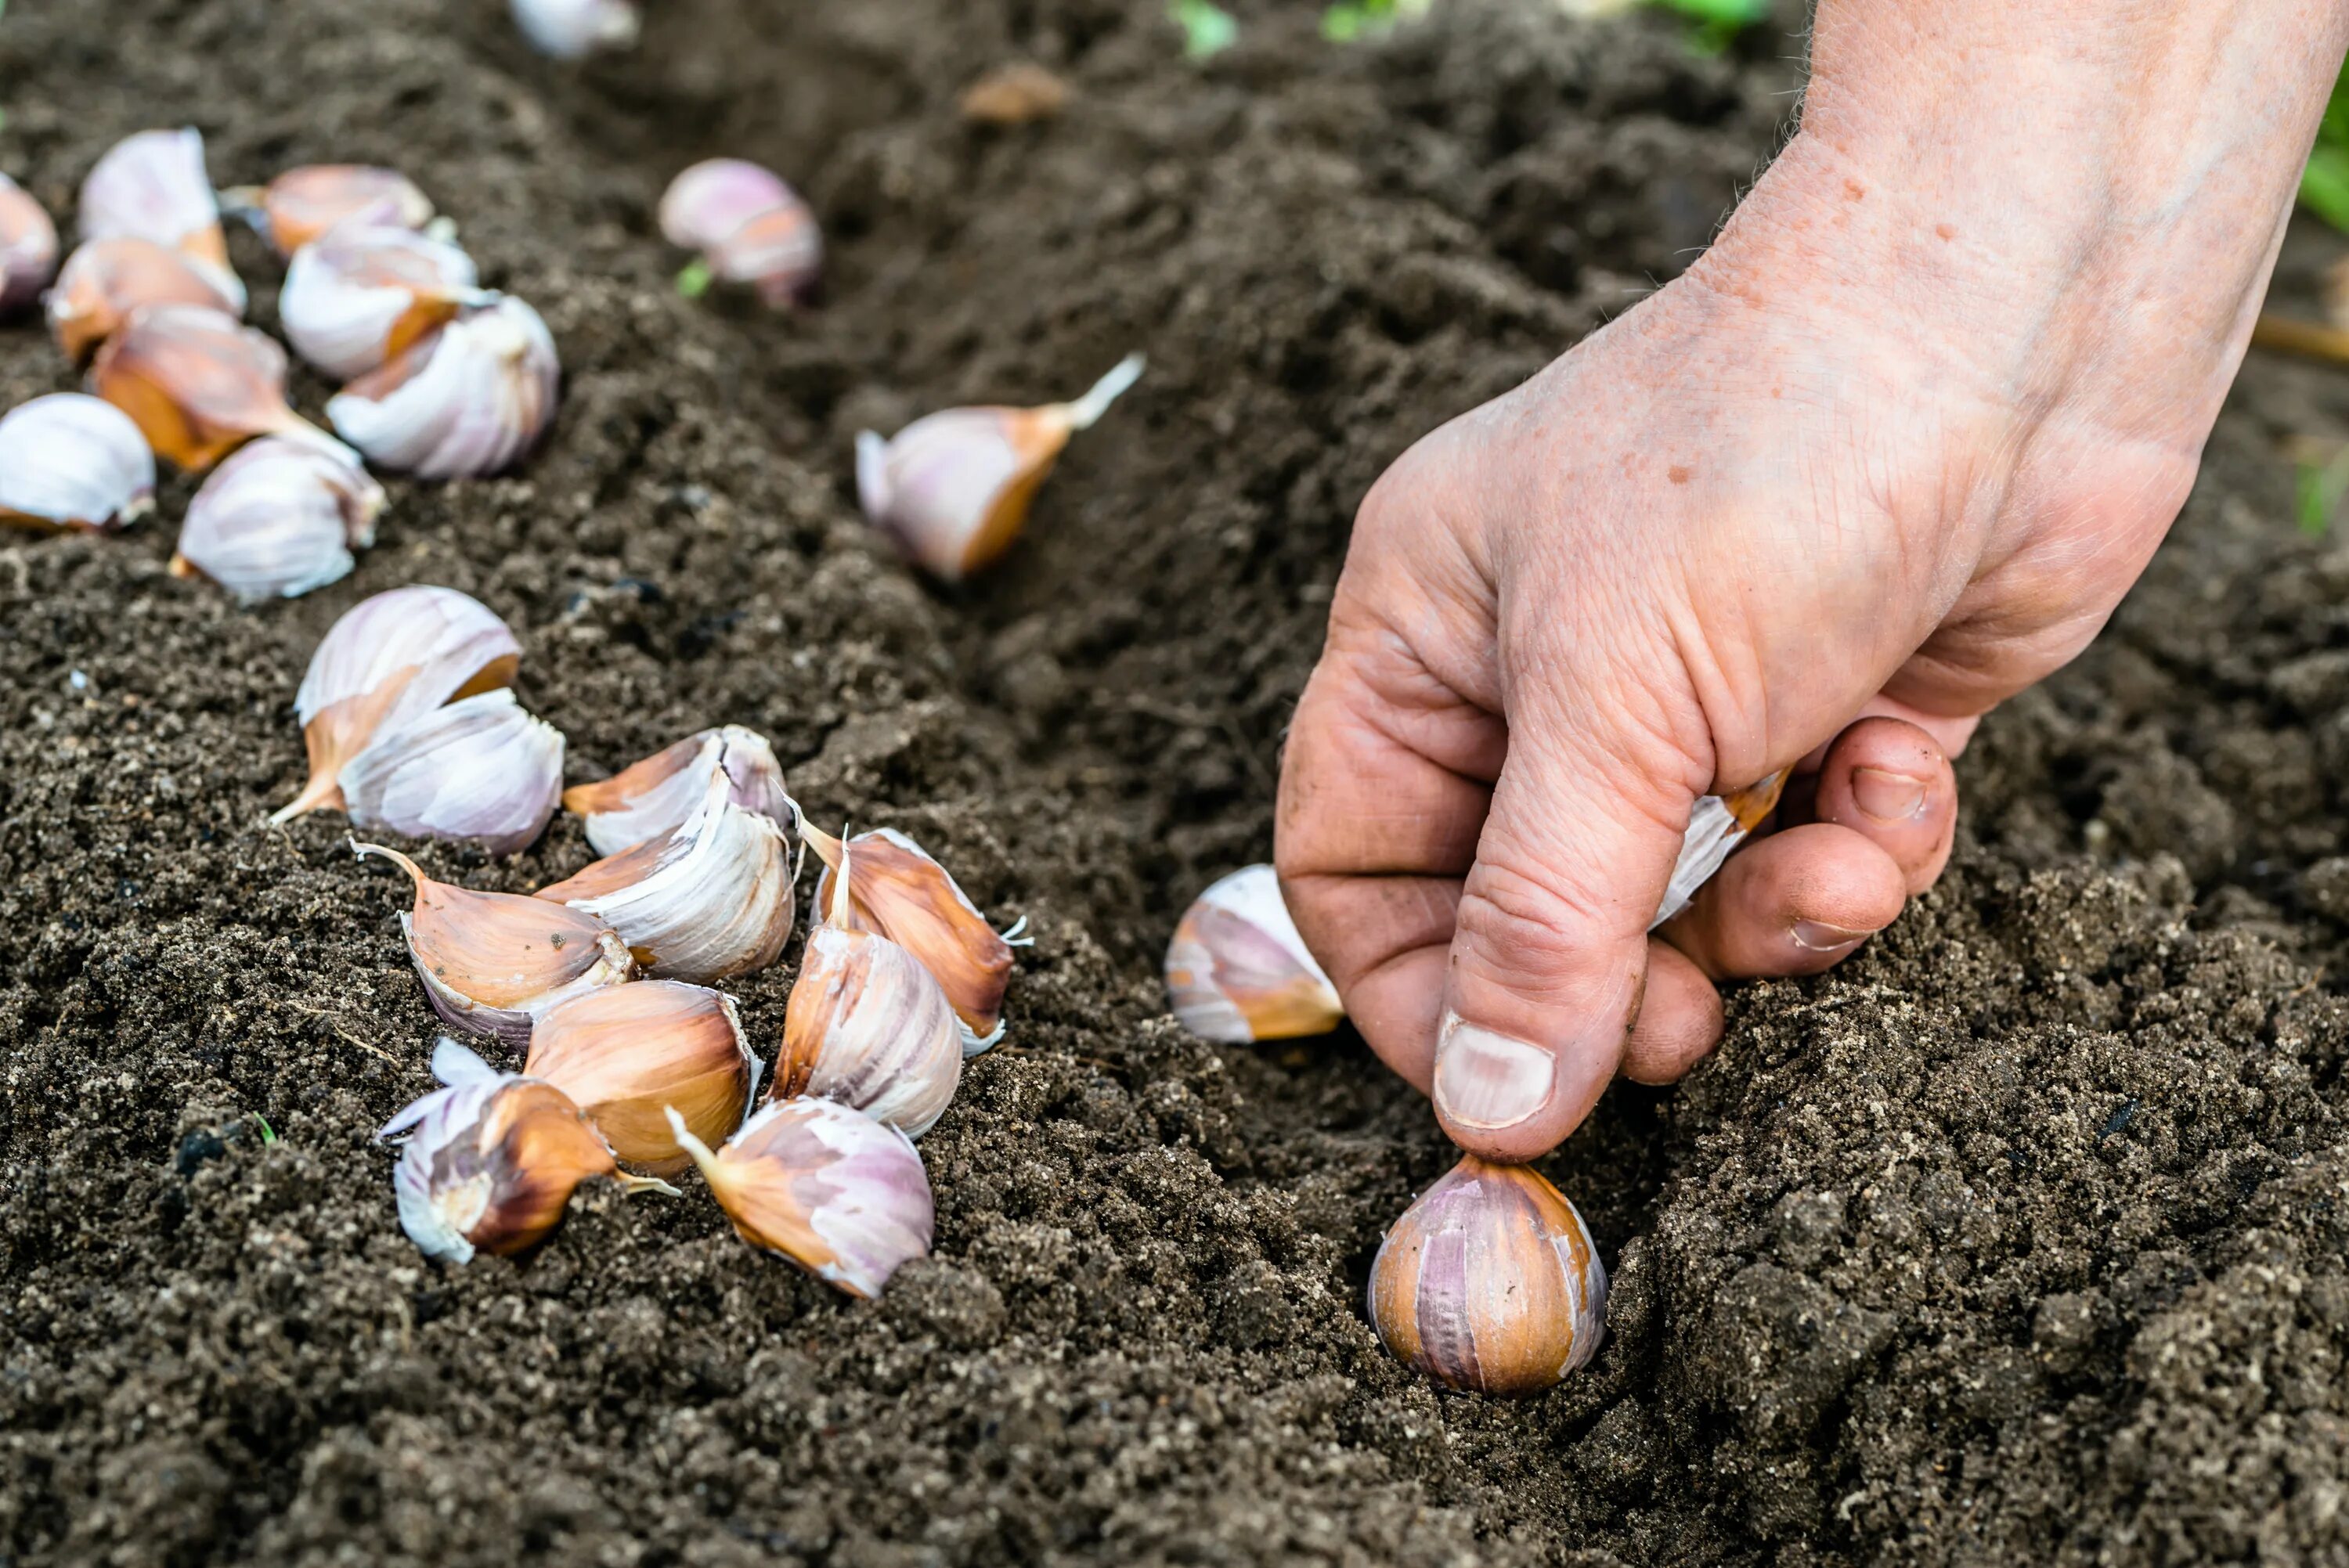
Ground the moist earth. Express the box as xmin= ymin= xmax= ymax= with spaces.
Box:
xmin=3 ymin=1 xmax=2348 ymax=1563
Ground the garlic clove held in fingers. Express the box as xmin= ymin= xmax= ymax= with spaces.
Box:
xmin=90 ymin=303 xmax=353 ymax=472
xmin=171 ymin=435 xmax=384 ymax=601
xmin=0 ymin=175 xmax=59 ymax=315
xmin=803 ymin=824 xmax=1016 ymax=1054
xmin=562 ymin=725 xmax=796 ymax=858
xmin=855 ymin=353 xmax=1143 ymax=582
xmin=511 ymin=0 xmax=641 ymax=58
xmin=281 ymin=226 xmax=488 ymax=379
xmin=355 ymin=842 xmax=635 ymax=1045
xmin=327 ymin=296 xmax=559 ymax=478
xmin=659 ymin=160 xmax=821 ymax=307
xmin=776 ymin=846 xmax=963 ymax=1136
xmin=1651 ymin=769 xmax=1792 ymax=928
xmin=0 ymin=394 xmax=157 ymax=534
xmin=276 ymin=584 xmax=523 ymax=821
xmin=525 ymin=981 xmax=755 ymax=1175
xmin=220 ymin=165 xmax=436 ymax=255
xmin=78 ymin=128 xmax=244 ymax=309
xmin=1368 ymin=1155 xmax=1607 ymax=1397
xmin=666 ymin=1097 xmax=933 ymax=1297
xmin=381 ymin=1038 xmax=674 ymax=1263
xmin=46 ymin=236 xmax=244 ymax=363
xmin=1164 ymin=863 xmax=1342 ymax=1044
xmin=340 ymin=689 xmax=565 ymax=856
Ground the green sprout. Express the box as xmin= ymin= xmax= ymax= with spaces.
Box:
xmin=254 ymin=1114 xmax=279 ymax=1145
xmin=1170 ymin=0 xmax=1237 ymax=59
xmin=2304 ymin=63 xmax=2349 ymax=232
xmin=1322 ymin=0 xmax=1430 ymax=45
xmin=675 ymin=258 xmax=713 ymax=299
xmin=1651 ymin=0 xmax=1770 ymax=54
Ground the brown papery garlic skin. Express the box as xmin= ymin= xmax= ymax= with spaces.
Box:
xmin=88 ymin=303 xmax=351 ymax=472
xmin=1164 ymin=863 xmax=1341 ymax=1044
xmin=562 ymin=725 xmax=796 ymax=858
xmin=1651 ymin=769 xmax=1792 ymax=928
xmin=0 ymin=175 xmax=60 ymax=315
xmin=526 ymin=981 xmax=755 ymax=1175
xmin=803 ymin=823 xmax=1016 ymax=1055
xmin=355 ymin=842 xmax=637 ymax=1046
xmin=46 ymin=236 xmax=243 ymax=363
xmin=221 ymin=164 xmax=436 ymax=255
xmin=1368 ymin=1156 xmax=1607 ymax=1397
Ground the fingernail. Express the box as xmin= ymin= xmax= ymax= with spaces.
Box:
xmin=1792 ymin=919 xmax=1874 ymax=952
xmin=1851 ymin=766 xmax=1927 ymax=823
xmin=1433 ymin=1015 xmax=1554 ymax=1130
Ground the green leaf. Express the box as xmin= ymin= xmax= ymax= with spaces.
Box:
xmin=254 ymin=1114 xmax=278 ymax=1145
xmin=2304 ymin=149 xmax=2349 ymax=235
xmin=675 ymin=258 xmax=713 ymax=299
xmin=1170 ymin=0 xmax=1238 ymax=59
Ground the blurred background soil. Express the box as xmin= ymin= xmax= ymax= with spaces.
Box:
xmin=5 ymin=1 xmax=2349 ymax=1563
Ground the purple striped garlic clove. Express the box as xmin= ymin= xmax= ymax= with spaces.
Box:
xmin=46 ymin=236 xmax=244 ymax=364
xmin=220 ymin=165 xmax=436 ymax=256
xmin=171 ymin=436 xmax=384 ymax=601
xmin=658 ymin=159 xmax=821 ymax=307
xmin=1164 ymin=863 xmax=1341 ymax=1044
xmin=327 ymin=296 xmax=560 ymax=478
xmin=511 ymin=0 xmax=640 ymax=58
xmin=525 ymin=981 xmax=756 ymax=1176
xmin=281 ymin=225 xmax=489 ymax=380
xmin=561 ymin=725 xmax=796 ymax=858
xmin=0 ymin=174 xmax=60 ymax=315
xmin=78 ymin=128 xmax=244 ymax=309
xmin=340 ymin=688 xmax=565 ymax=856
xmin=0 ymin=393 xmax=157 ymax=534
xmin=805 ymin=824 xmax=1018 ymax=1055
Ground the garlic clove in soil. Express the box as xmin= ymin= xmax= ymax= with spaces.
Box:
xmin=355 ymin=842 xmax=636 ymax=1045
xmin=77 ymin=128 xmax=245 ymax=310
xmin=276 ymin=584 xmax=524 ymax=822
xmin=280 ymin=225 xmax=490 ymax=380
xmin=1650 ymin=770 xmax=1793 ymax=928
xmin=339 ymin=688 xmax=565 ymax=856
xmin=0 ymin=174 xmax=60 ymax=316
xmin=326 ymin=296 xmax=560 ymax=478
xmin=803 ymin=823 xmax=1017 ymax=1055
xmin=535 ymin=769 xmax=796 ymax=984
xmin=562 ymin=725 xmax=797 ymax=858
xmin=381 ymin=1037 xmax=676 ymax=1264
xmin=0 ymin=393 xmax=157 ymax=534
xmin=220 ymin=164 xmax=437 ymax=256
xmin=665 ymin=1097 xmax=933 ymax=1297
xmin=524 ymin=980 xmax=756 ymax=1176
xmin=46 ymin=236 xmax=245 ymax=364
xmin=1164 ymin=863 xmax=1342 ymax=1044
xmin=1367 ymin=1155 xmax=1607 ymax=1397
xmin=170 ymin=435 xmax=385 ymax=602
xmin=511 ymin=0 xmax=641 ymax=58
xmin=658 ymin=160 xmax=821 ymax=307
xmin=775 ymin=845 xmax=964 ymax=1137
xmin=855 ymin=353 xmax=1145 ymax=582
xmin=89 ymin=302 xmax=353 ymax=473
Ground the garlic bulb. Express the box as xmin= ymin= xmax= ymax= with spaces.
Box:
xmin=0 ymin=174 xmax=59 ymax=315
xmin=341 ymin=689 xmax=565 ymax=856
xmin=562 ymin=725 xmax=796 ymax=858
xmin=658 ymin=160 xmax=821 ymax=307
xmin=1367 ymin=1155 xmax=1608 ymax=1397
xmin=511 ymin=0 xmax=641 ymax=57
xmin=89 ymin=303 xmax=352 ymax=472
xmin=327 ymin=296 xmax=560 ymax=478
xmin=78 ymin=128 xmax=244 ymax=309
xmin=535 ymin=770 xmax=796 ymax=983
xmin=666 ymin=1097 xmax=933 ymax=1297
xmin=275 ymin=585 xmax=523 ymax=821
xmin=804 ymin=824 xmax=1016 ymax=1054
xmin=46 ymin=236 xmax=244 ymax=363
xmin=221 ymin=165 xmax=435 ymax=255
xmin=281 ymin=225 xmax=489 ymax=380
xmin=855 ymin=353 xmax=1144 ymax=582
xmin=0 ymin=394 xmax=157 ymax=534
xmin=777 ymin=849 xmax=963 ymax=1137
xmin=525 ymin=980 xmax=756 ymax=1175
xmin=381 ymin=1037 xmax=675 ymax=1263
xmin=1651 ymin=770 xmax=1792 ymax=928
xmin=170 ymin=436 xmax=385 ymax=601
xmin=355 ymin=842 xmax=636 ymax=1044
xmin=1164 ymin=863 xmax=1342 ymax=1044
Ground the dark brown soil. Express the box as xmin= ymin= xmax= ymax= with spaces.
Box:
xmin=5 ymin=1 xmax=2349 ymax=1563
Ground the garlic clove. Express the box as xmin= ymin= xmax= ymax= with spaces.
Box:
xmin=511 ymin=0 xmax=641 ymax=57
xmin=525 ymin=980 xmax=756 ymax=1175
xmin=1367 ymin=1155 xmax=1608 ymax=1397
xmin=326 ymin=296 xmax=560 ymax=478
xmin=89 ymin=302 xmax=353 ymax=473
xmin=0 ymin=174 xmax=60 ymax=316
xmin=77 ymin=128 xmax=244 ymax=310
xmin=1164 ymin=863 xmax=1342 ymax=1044
xmin=281 ymin=225 xmax=489 ymax=380
xmin=170 ymin=435 xmax=384 ymax=601
xmin=658 ymin=160 xmax=821 ymax=307
xmin=665 ymin=1097 xmax=933 ymax=1297
xmin=561 ymin=725 xmax=796 ymax=858
xmin=340 ymin=689 xmax=565 ymax=856
xmin=776 ymin=846 xmax=964 ymax=1136
xmin=1650 ymin=769 xmax=1793 ymax=928
xmin=855 ymin=354 xmax=1144 ymax=582
xmin=0 ymin=393 xmax=157 ymax=535
xmin=803 ymin=824 xmax=1016 ymax=1054
xmin=220 ymin=165 xmax=436 ymax=255
xmin=381 ymin=1037 xmax=675 ymax=1263
xmin=45 ymin=236 xmax=244 ymax=364
xmin=355 ymin=842 xmax=636 ymax=1045
xmin=535 ymin=769 xmax=796 ymax=983
xmin=276 ymin=585 xmax=523 ymax=821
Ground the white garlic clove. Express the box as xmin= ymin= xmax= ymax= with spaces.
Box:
xmin=561 ymin=725 xmax=796 ymax=858
xmin=1651 ymin=770 xmax=1792 ymax=928
xmin=1164 ymin=863 xmax=1342 ymax=1044
xmin=665 ymin=1098 xmax=933 ymax=1297
xmin=0 ymin=174 xmax=60 ymax=316
xmin=77 ymin=128 xmax=244 ymax=310
xmin=281 ymin=225 xmax=489 ymax=380
xmin=856 ymin=353 xmax=1144 ymax=582
xmin=327 ymin=296 xmax=560 ymax=478
xmin=90 ymin=302 xmax=353 ymax=473
xmin=220 ymin=165 xmax=436 ymax=256
xmin=355 ymin=842 xmax=636 ymax=1045
xmin=0 ymin=393 xmax=157 ymax=535
xmin=525 ymin=980 xmax=756 ymax=1175
xmin=46 ymin=236 xmax=244 ymax=363
xmin=1367 ymin=1155 xmax=1608 ymax=1397
xmin=340 ymin=689 xmax=565 ymax=856
xmin=804 ymin=824 xmax=1016 ymax=1055
xmin=275 ymin=584 xmax=523 ymax=821
xmin=658 ymin=160 xmax=822 ymax=307
xmin=535 ymin=769 xmax=796 ymax=983
xmin=170 ymin=435 xmax=384 ymax=601
xmin=511 ymin=0 xmax=641 ymax=58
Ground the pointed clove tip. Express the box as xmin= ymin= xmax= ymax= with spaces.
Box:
xmin=663 ymin=1104 xmax=720 ymax=1176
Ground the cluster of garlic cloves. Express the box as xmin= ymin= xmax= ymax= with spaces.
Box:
xmin=804 ymin=824 xmax=1018 ymax=1054
xmin=0 ymin=395 xmax=157 ymax=534
xmin=659 ymin=160 xmax=822 ymax=307
xmin=171 ymin=437 xmax=384 ymax=600
xmin=0 ymin=174 xmax=60 ymax=315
